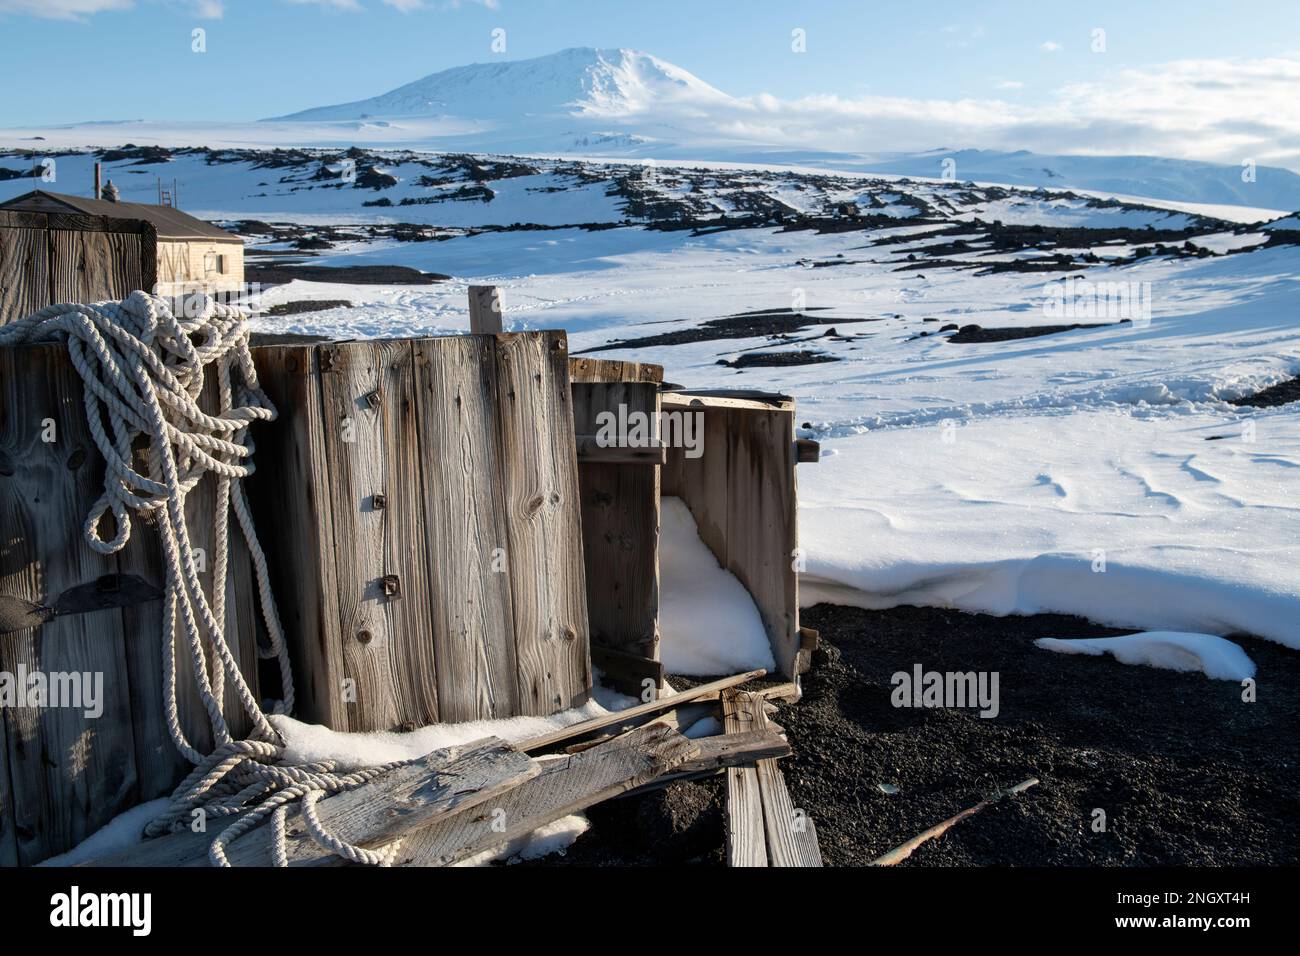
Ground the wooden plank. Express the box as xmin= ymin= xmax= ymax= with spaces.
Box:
xmin=83 ymin=737 xmax=540 ymax=867
xmin=318 ymin=341 xmax=437 ymax=732
xmin=49 ymin=230 xmax=143 ymax=303
xmin=666 ymin=396 xmax=802 ymax=679
xmin=590 ymin=644 xmax=663 ymax=698
xmin=246 ymin=345 xmax=347 ymax=729
xmin=571 ymin=380 xmax=660 ymax=662
xmin=115 ymin=476 xmax=194 ymax=799
xmin=721 ymin=688 xmax=820 ymax=866
xmin=519 ymin=668 xmax=764 ymax=754
xmin=411 ymin=336 xmax=519 ymax=722
xmin=677 ymin=729 xmax=791 ymax=775
xmin=617 ymin=727 xmax=791 ymax=797
xmin=468 ymin=285 xmax=503 ymax=334
xmin=0 ymin=224 xmax=50 ymax=323
xmin=661 ymin=390 xmax=794 ymax=413
xmin=561 ymin=700 xmax=717 ymax=753
xmin=492 ymin=331 xmax=590 ymax=715
xmin=224 ymin=737 xmax=538 ymax=866
xmin=0 ymin=343 xmax=140 ymax=865
xmin=678 ymin=405 xmax=731 ymax=563
xmin=756 ymin=680 xmax=802 ymax=704
xmin=140 ymin=222 xmax=158 ymax=295
xmin=722 ymin=689 xmax=767 ymax=867
xmin=726 ymin=407 xmax=800 ymax=678
xmin=249 ymin=333 xmax=595 ymax=730
xmin=756 ymin=751 xmax=821 ymax=867
xmin=394 ymin=722 xmax=699 ymax=867
xmin=568 ymin=357 xmax=664 ymax=384
xmin=574 ymin=435 xmax=666 ymax=465
xmin=660 ymin=430 xmax=684 ymax=496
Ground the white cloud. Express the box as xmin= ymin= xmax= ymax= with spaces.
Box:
xmin=1041 ymin=41 xmax=1061 ymax=52
xmin=995 ymin=79 xmax=1024 ymax=90
xmin=0 ymin=0 xmax=222 ymax=18
xmin=622 ymin=55 xmax=1300 ymax=172
xmin=284 ymin=0 xmax=364 ymax=11
xmin=0 ymin=0 xmax=132 ymax=18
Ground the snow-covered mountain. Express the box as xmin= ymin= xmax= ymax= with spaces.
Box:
xmin=5 ymin=48 xmax=1300 ymax=210
xmin=273 ymin=48 xmax=733 ymax=122
xmin=256 ymin=48 xmax=1300 ymax=211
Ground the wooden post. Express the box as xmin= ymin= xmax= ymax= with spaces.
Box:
xmin=94 ymin=163 xmax=102 ymax=201
xmin=468 ymin=285 xmax=503 ymax=334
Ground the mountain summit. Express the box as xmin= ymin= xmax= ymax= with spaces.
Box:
xmin=272 ymin=47 xmax=732 ymax=122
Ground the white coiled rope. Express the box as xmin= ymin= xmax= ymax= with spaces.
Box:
xmin=0 ymin=292 xmax=409 ymax=866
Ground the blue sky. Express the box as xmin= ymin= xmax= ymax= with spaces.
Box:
xmin=0 ymin=0 xmax=1296 ymax=126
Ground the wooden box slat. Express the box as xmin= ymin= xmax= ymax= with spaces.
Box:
xmin=249 ymin=332 xmax=592 ymax=731
xmin=569 ymin=371 xmax=661 ymax=666
xmin=413 ymin=336 xmax=518 ymax=722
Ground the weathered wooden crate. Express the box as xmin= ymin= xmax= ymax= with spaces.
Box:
xmin=661 ymin=390 xmax=813 ymax=681
xmin=567 ymin=365 xmax=813 ymax=688
xmin=248 ymin=332 xmax=592 ymax=732
xmin=0 ymin=343 xmax=260 ymax=866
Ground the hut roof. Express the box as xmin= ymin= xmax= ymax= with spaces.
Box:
xmin=0 ymin=190 xmax=241 ymax=243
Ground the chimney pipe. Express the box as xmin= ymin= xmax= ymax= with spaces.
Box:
xmin=94 ymin=163 xmax=102 ymax=200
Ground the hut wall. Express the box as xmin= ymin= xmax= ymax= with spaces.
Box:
xmin=154 ymin=239 xmax=243 ymax=296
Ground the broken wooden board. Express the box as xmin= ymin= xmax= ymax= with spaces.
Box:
xmin=618 ymin=727 xmax=793 ymax=799
xmin=518 ymin=668 xmax=764 ymax=753
xmin=226 ymin=737 xmax=538 ymax=867
xmin=561 ymin=699 xmax=718 ymax=755
xmin=248 ymin=333 xmax=591 ymax=731
xmin=81 ymin=737 xmax=538 ymax=867
xmin=723 ymin=688 xmax=768 ymax=867
xmin=394 ymin=721 xmax=699 ymax=867
xmin=722 ymin=689 xmax=822 ymax=867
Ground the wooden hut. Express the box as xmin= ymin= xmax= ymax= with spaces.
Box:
xmin=0 ymin=190 xmax=243 ymax=316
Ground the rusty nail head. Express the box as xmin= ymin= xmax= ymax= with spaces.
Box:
xmin=365 ymin=389 xmax=382 ymax=409
xmin=373 ymin=493 xmax=387 ymax=510
xmin=381 ymin=574 xmax=401 ymax=598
